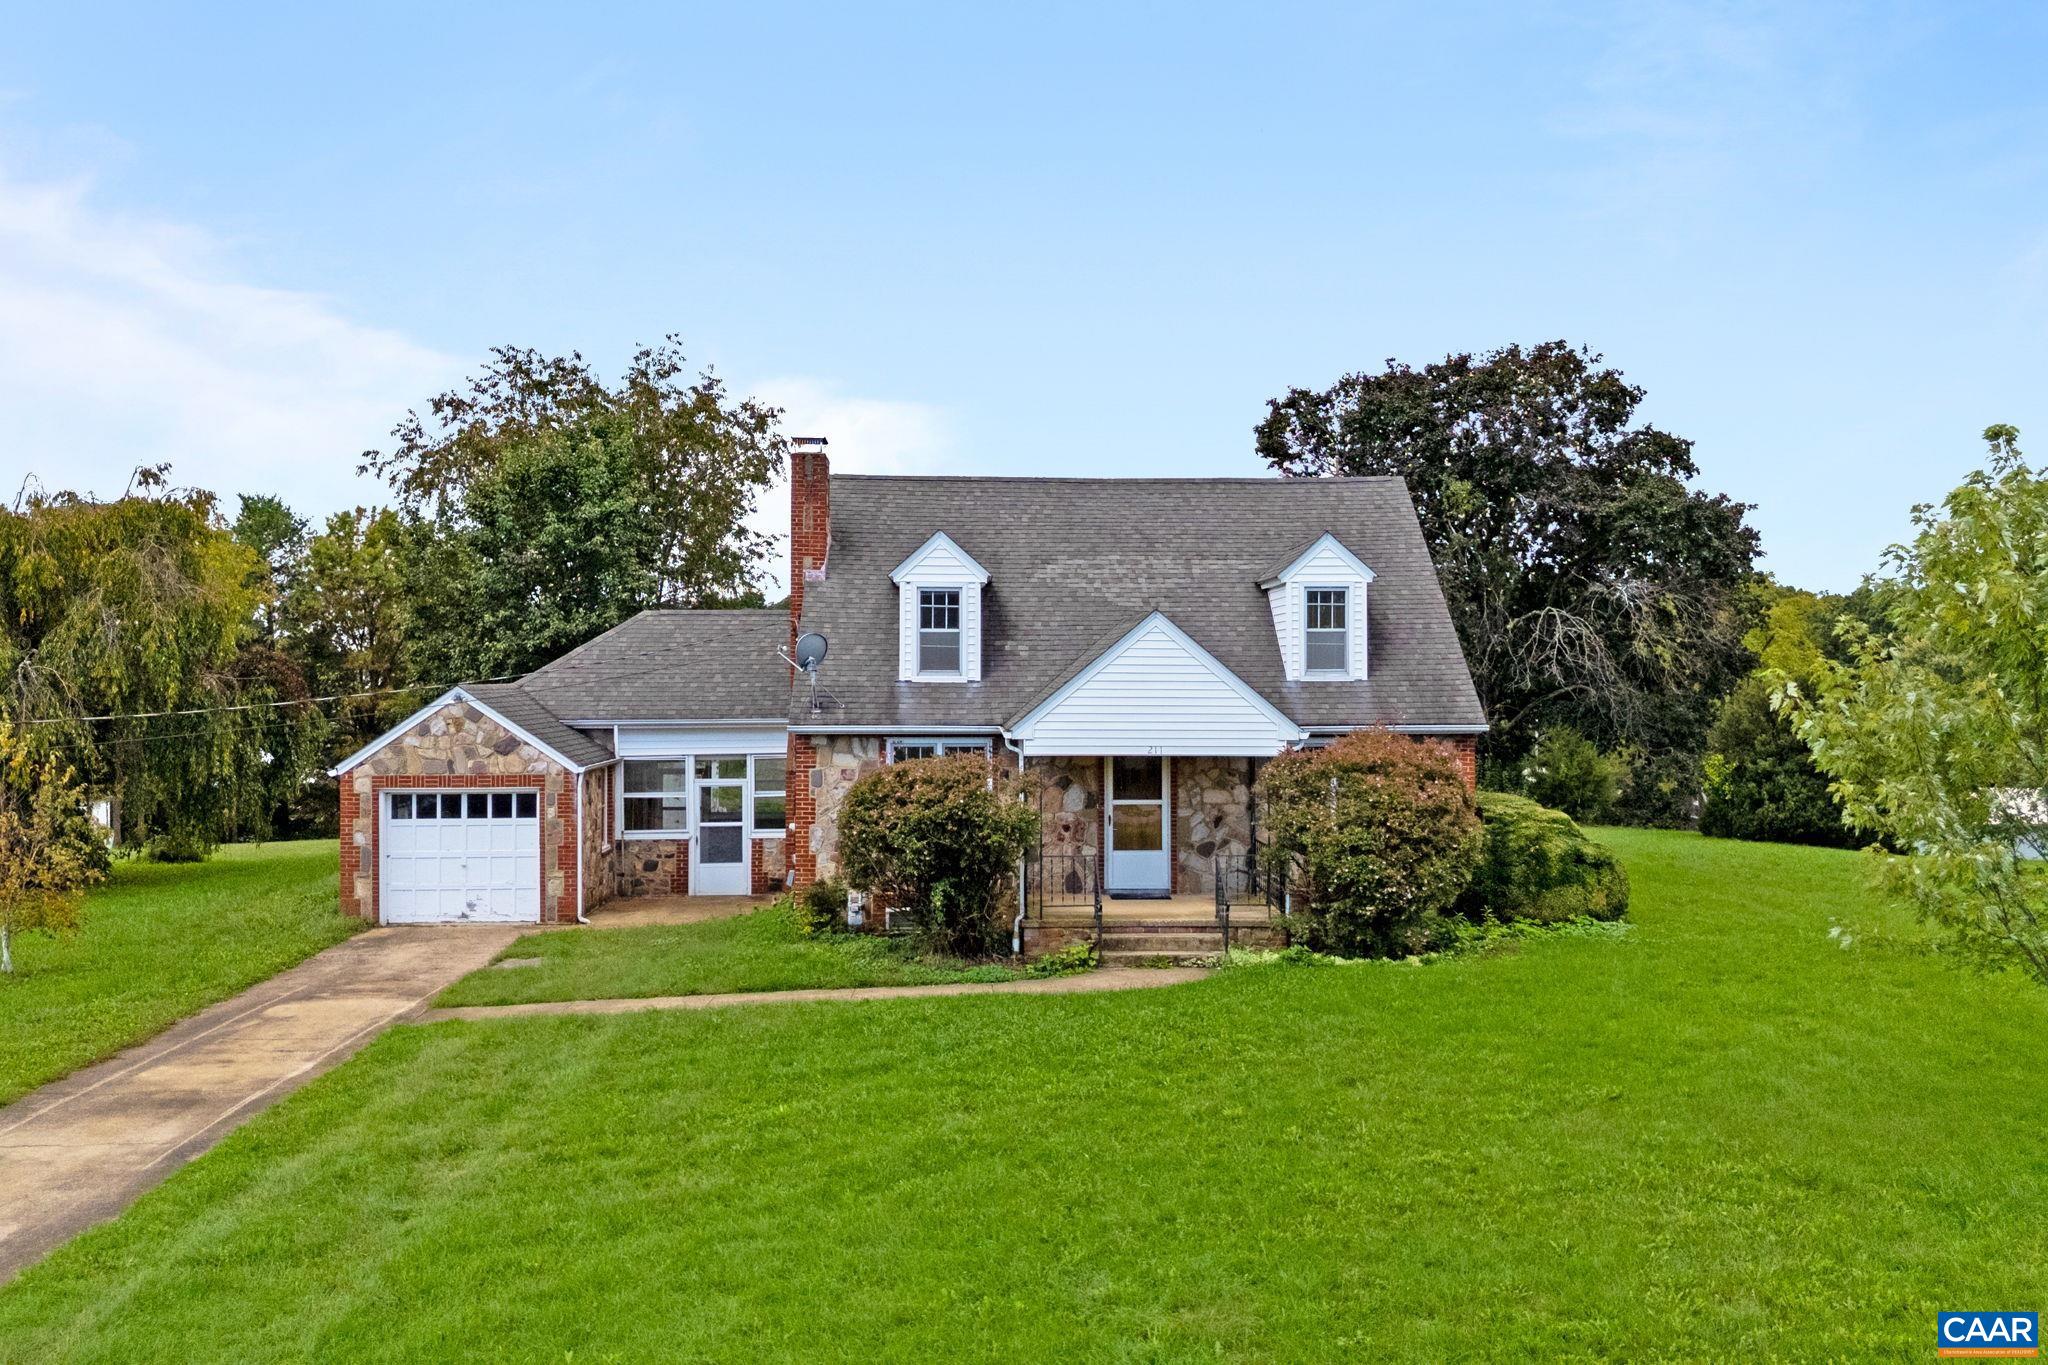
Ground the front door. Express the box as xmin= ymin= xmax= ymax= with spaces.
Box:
xmin=1106 ymin=755 xmax=1170 ymax=895
xmin=690 ymin=756 xmax=750 ymax=895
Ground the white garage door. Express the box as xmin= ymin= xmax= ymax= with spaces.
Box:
xmin=380 ymin=790 xmax=542 ymax=923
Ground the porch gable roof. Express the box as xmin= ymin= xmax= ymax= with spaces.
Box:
xmin=1005 ymin=611 xmax=1308 ymax=757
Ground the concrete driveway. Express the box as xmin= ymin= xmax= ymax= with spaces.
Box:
xmin=0 ymin=923 xmax=522 ymax=1284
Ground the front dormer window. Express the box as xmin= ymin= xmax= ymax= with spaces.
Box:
xmin=918 ymin=589 xmax=962 ymax=674
xmin=893 ymin=532 xmax=989 ymax=682
xmin=1304 ymin=588 xmax=1349 ymax=673
xmin=1257 ymin=532 xmax=1373 ymax=682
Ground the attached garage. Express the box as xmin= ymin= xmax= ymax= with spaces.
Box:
xmin=378 ymin=789 xmax=542 ymax=923
xmin=333 ymin=684 xmax=612 ymax=926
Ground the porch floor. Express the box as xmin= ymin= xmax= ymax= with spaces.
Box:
xmin=585 ymin=895 xmax=775 ymax=928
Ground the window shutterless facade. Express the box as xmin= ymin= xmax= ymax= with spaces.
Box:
xmin=621 ymin=759 xmax=691 ymax=835
xmin=886 ymin=737 xmax=994 ymax=763
xmin=917 ymin=588 xmax=962 ymax=674
xmin=1304 ymin=587 xmax=1350 ymax=675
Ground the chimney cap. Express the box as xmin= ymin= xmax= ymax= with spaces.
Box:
xmin=791 ymin=435 xmax=829 ymax=449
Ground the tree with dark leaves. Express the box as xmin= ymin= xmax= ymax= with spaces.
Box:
xmin=1257 ymin=341 xmax=1760 ymax=822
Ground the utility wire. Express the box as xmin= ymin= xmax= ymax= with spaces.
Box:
xmin=12 ymin=675 xmax=519 ymax=726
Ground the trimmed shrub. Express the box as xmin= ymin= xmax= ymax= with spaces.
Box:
xmin=1517 ymin=725 xmax=1623 ymax=824
xmin=1254 ymin=729 xmax=1482 ymax=958
xmin=837 ymin=753 xmax=1041 ymax=957
xmin=1456 ymin=792 xmax=1629 ymax=924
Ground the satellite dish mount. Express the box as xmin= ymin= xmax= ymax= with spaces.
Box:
xmin=778 ymin=632 xmax=836 ymax=714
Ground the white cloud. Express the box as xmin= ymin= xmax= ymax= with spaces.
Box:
xmin=0 ymin=165 xmax=458 ymax=512
xmin=745 ymin=376 xmax=957 ymax=594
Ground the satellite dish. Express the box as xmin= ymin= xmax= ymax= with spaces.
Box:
xmin=793 ymin=632 xmax=829 ymax=672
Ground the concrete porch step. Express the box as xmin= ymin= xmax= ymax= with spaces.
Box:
xmin=1100 ymin=948 xmax=1221 ymax=966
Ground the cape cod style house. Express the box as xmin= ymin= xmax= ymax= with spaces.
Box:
xmin=332 ymin=440 xmax=1486 ymax=941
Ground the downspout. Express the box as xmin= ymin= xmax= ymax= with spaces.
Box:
xmin=1004 ymin=732 xmax=1027 ymax=954
xmin=574 ymin=769 xmax=589 ymax=924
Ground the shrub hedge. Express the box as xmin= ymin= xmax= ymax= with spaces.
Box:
xmin=1254 ymin=729 xmax=1482 ymax=957
xmin=1456 ymin=792 xmax=1629 ymax=924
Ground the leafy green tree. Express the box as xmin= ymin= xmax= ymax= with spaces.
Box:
xmin=0 ymin=481 xmax=319 ymax=855
xmin=289 ymin=506 xmax=412 ymax=756
xmin=1789 ymin=426 xmax=2048 ymax=981
xmin=1698 ymin=584 xmax=1862 ymax=847
xmin=231 ymin=494 xmax=308 ymax=646
xmin=1257 ymin=342 xmax=1760 ymax=820
xmin=0 ymin=740 xmax=100 ymax=974
xmin=364 ymin=339 xmax=784 ymax=680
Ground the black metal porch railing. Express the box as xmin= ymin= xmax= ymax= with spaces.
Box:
xmin=1210 ymin=839 xmax=1303 ymax=954
xmin=1023 ymin=849 xmax=1103 ymax=941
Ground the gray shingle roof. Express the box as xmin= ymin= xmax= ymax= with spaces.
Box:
xmin=517 ymin=609 xmax=791 ymax=724
xmin=462 ymin=682 xmax=615 ymax=768
xmin=794 ymin=475 xmax=1486 ymax=732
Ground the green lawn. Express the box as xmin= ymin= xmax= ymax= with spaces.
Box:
xmin=434 ymin=904 xmax=1025 ymax=1008
xmin=6 ymin=831 xmax=2047 ymax=1360
xmin=0 ymin=840 xmax=354 ymax=1105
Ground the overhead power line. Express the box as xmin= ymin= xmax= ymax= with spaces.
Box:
xmin=13 ymin=675 xmax=518 ymax=726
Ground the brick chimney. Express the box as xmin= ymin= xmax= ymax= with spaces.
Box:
xmin=789 ymin=436 xmax=829 ymax=653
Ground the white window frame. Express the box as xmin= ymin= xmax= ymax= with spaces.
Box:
xmin=618 ymin=757 xmax=694 ymax=841
xmin=750 ymin=753 xmax=787 ymax=839
xmin=886 ymin=737 xmax=995 ymax=763
xmin=916 ymin=587 xmax=964 ymax=678
xmin=1302 ymin=584 xmax=1353 ymax=679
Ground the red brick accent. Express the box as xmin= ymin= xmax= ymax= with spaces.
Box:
xmin=1445 ymin=736 xmax=1479 ymax=792
xmin=1167 ymin=757 xmax=1179 ymax=895
xmin=787 ymin=733 xmax=819 ymax=888
xmin=672 ymin=843 xmax=690 ymax=895
xmin=789 ymin=439 xmax=830 ymax=658
xmin=750 ymin=838 xmax=772 ymax=895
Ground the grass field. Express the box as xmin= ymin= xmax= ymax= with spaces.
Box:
xmin=435 ymin=905 xmax=1026 ymax=1007
xmin=0 ymin=840 xmax=353 ymax=1105
xmin=4 ymin=830 xmax=2046 ymax=1361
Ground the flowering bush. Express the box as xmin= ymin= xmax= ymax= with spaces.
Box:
xmin=1254 ymin=729 xmax=1481 ymax=957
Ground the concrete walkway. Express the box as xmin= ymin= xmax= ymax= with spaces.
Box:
xmin=420 ymin=966 xmax=1212 ymax=1023
xmin=0 ymin=924 xmax=522 ymax=1285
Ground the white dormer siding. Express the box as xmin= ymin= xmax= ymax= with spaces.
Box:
xmin=1258 ymin=533 xmax=1374 ymax=681
xmin=890 ymin=532 xmax=990 ymax=682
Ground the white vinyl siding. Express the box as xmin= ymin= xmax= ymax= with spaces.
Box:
xmin=1010 ymin=615 xmax=1304 ymax=756
xmin=893 ymin=533 xmax=987 ymax=681
xmin=1266 ymin=536 xmax=1370 ymax=680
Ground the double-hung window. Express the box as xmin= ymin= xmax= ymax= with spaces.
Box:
xmin=1304 ymin=588 xmax=1350 ymax=675
xmin=752 ymin=756 xmax=786 ymax=834
xmin=917 ymin=588 xmax=962 ymax=675
xmin=622 ymin=759 xmax=690 ymax=835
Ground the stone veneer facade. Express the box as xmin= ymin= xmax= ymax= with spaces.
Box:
xmin=338 ymin=701 xmax=588 ymax=924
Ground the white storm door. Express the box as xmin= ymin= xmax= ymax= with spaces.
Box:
xmin=1106 ymin=756 xmax=1171 ymax=893
xmin=380 ymin=790 xmax=541 ymax=923
xmin=690 ymin=756 xmax=750 ymax=895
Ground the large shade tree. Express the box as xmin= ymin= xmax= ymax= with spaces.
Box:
xmin=364 ymin=339 xmax=785 ymax=682
xmin=0 ymin=477 xmax=322 ymax=855
xmin=1256 ymin=341 xmax=1760 ymax=821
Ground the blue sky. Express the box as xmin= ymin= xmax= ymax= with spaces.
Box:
xmin=3 ymin=1 xmax=2044 ymax=591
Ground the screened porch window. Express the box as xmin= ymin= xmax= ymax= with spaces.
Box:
xmin=918 ymin=588 xmax=962 ymax=674
xmin=622 ymin=759 xmax=690 ymax=835
xmin=1305 ymin=587 xmax=1350 ymax=674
